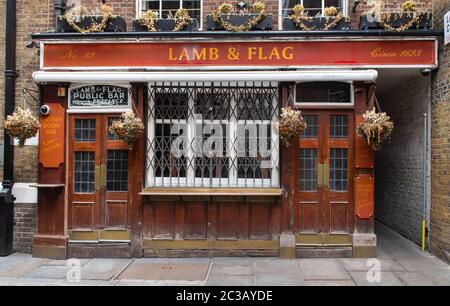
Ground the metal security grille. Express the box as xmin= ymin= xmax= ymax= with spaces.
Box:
xmin=146 ymin=82 xmax=280 ymax=188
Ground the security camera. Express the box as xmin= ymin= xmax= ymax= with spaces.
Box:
xmin=421 ymin=68 xmax=432 ymax=77
xmin=40 ymin=105 xmax=51 ymax=116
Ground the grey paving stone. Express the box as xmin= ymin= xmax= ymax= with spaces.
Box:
xmin=0 ymin=254 xmax=33 ymax=273
xmin=209 ymin=264 xmax=253 ymax=276
xmin=206 ymin=275 xmax=254 ymax=286
xmin=0 ymin=277 xmax=63 ymax=286
xmin=349 ymin=271 xmax=404 ymax=286
xmin=304 ymin=280 xmax=356 ymax=286
xmin=298 ymin=259 xmax=351 ymax=281
xmin=394 ymin=272 xmax=435 ymax=286
xmin=80 ymin=259 xmax=132 ymax=280
xmin=45 ymin=259 xmax=91 ymax=267
xmin=23 ymin=266 xmax=71 ymax=279
xmin=394 ymin=256 xmax=450 ymax=273
xmin=254 ymin=259 xmax=299 ymax=274
xmin=254 ymin=272 xmax=304 ymax=286
xmin=422 ymin=269 xmax=450 ymax=286
xmin=134 ymin=258 xmax=212 ymax=264
xmin=0 ymin=257 xmax=49 ymax=278
xmin=212 ymin=257 xmax=256 ymax=267
xmin=339 ymin=258 xmax=405 ymax=272
xmin=115 ymin=280 xmax=166 ymax=286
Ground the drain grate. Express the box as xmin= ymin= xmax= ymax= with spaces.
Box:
xmin=119 ymin=263 xmax=211 ymax=281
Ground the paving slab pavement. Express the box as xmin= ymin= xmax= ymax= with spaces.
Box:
xmin=348 ymin=271 xmax=404 ymax=286
xmin=0 ymin=222 xmax=449 ymax=286
xmin=298 ymin=259 xmax=352 ymax=281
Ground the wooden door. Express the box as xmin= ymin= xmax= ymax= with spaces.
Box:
xmin=295 ymin=110 xmax=354 ymax=243
xmin=68 ymin=114 xmax=130 ymax=241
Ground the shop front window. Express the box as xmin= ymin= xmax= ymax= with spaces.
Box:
xmin=137 ymin=0 xmax=202 ymax=24
xmin=146 ymin=82 xmax=280 ymax=189
xmin=281 ymin=0 xmax=347 ymax=19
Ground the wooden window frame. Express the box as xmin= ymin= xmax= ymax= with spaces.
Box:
xmin=294 ymin=81 xmax=354 ymax=107
xmin=279 ymin=0 xmax=349 ymax=30
xmin=136 ymin=0 xmax=204 ymax=30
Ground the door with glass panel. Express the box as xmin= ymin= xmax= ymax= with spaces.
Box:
xmin=68 ymin=114 xmax=130 ymax=241
xmin=295 ymin=111 xmax=354 ymax=244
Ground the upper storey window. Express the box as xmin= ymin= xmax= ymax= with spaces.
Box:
xmin=137 ymin=0 xmax=202 ymax=21
xmin=281 ymin=0 xmax=347 ymax=18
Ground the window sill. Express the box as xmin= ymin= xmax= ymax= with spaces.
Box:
xmin=140 ymin=188 xmax=283 ymax=196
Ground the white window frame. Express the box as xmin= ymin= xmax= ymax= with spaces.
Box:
xmin=278 ymin=0 xmax=349 ymax=30
xmin=146 ymin=81 xmax=280 ymax=189
xmin=294 ymin=81 xmax=354 ymax=107
xmin=136 ymin=0 xmax=203 ymax=30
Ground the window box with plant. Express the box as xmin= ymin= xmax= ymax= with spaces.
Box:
xmin=359 ymin=0 xmax=432 ymax=32
xmin=206 ymin=2 xmax=273 ymax=32
xmin=283 ymin=5 xmax=350 ymax=31
xmin=133 ymin=8 xmax=199 ymax=32
xmin=57 ymin=4 xmax=126 ymax=33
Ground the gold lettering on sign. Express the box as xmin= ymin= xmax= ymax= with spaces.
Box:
xmin=400 ymin=49 xmax=423 ymax=57
xmin=247 ymin=47 xmax=295 ymax=60
xmin=169 ymin=47 xmax=220 ymax=61
xmin=371 ymin=47 xmax=397 ymax=58
xmin=59 ymin=48 xmax=96 ymax=61
xmin=168 ymin=46 xmax=296 ymax=62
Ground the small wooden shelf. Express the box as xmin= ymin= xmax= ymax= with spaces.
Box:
xmin=30 ymin=184 xmax=65 ymax=189
xmin=140 ymin=188 xmax=283 ymax=196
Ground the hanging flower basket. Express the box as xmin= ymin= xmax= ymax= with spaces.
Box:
xmin=277 ymin=107 xmax=307 ymax=148
xmin=133 ymin=8 xmax=199 ymax=32
xmin=207 ymin=2 xmax=273 ymax=32
xmin=357 ymin=108 xmax=394 ymax=151
xmin=57 ymin=4 xmax=127 ymax=34
xmin=359 ymin=0 xmax=432 ymax=32
xmin=109 ymin=111 xmax=145 ymax=150
xmin=4 ymin=108 xmax=40 ymax=146
xmin=283 ymin=5 xmax=350 ymax=31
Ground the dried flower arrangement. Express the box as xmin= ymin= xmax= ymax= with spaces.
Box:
xmin=288 ymin=5 xmax=344 ymax=31
xmin=212 ymin=2 xmax=267 ymax=32
xmin=109 ymin=112 xmax=145 ymax=150
xmin=173 ymin=8 xmax=193 ymax=32
xmin=60 ymin=4 xmax=115 ymax=34
xmin=137 ymin=8 xmax=193 ymax=32
xmin=288 ymin=4 xmax=315 ymax=31
xmin=364 ymin=0 xmax=430 ymax=32
xmin=4 ymin=108 xmax=40 ymax=146
xmin=323 ymin=6 xmax=344 ymax=30
xmin=357 ymin=108 xmax=394 ymax=151
xmin=137 ymin=9 xmax=159 ymax=31
xmin=277 ymin=107 xmax=307 ymax=148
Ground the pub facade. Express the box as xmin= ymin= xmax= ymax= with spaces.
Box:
xmin=2 ymin=0 xmax=446 ymax=260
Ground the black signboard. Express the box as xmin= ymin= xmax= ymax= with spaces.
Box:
xmin=70 ymin=85 xmax=130 ymax=108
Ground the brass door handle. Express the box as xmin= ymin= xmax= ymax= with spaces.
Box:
xmin=101 ymin=163 xmax=107 ymax=188
xmin=95 ymin=165 xmax=101 ymax=191
xmin=317 ymin=164 xmax=324 ymax=188
xmin=317 ymin=163 xmax=330 ymax=189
